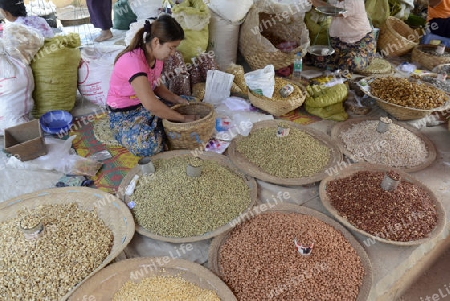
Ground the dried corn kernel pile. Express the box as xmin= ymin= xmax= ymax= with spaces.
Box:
xmin=369 ymin=76 xmax=447 ymax=109
xmin=236 ymin=126 xmax=330 ymax=178
xmin=0 ymin=203 xmax=113 ymax=300
xmin=131 ymin=156 xmax=252 ymax=238
xmin=112 ymin=275 xmax=220 ymax=301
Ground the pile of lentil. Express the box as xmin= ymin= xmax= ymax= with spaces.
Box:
xmin=131 ymin=155 xmax=252 ymax=238
xmin=326 ymin=171 xmax=438 ymax=242
xmin=0 ymin=203 xmax=113 ymax=300
xmin=369 ymin=76 xmax=447 ymax=109
xmin=112 ymin=276 xmax=221 ymax=301
xmin=236 ymin=126 xmax=330 ymax=178
xmin=219 ymin=212 xmax=365 ymax=300
xmin=340 ymin=120 xmax=428 ymax=167
xmin=421 ymin=48 xmax=450 ymax=57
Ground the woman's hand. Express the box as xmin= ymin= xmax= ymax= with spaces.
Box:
xmin=176 ymin=96 xmax=189 ymax=105
xmin=182 ymin=115 xmax=201 ymax=122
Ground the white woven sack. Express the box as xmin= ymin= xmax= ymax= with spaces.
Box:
xmin=0 ymin=41 xmax=34 ymax=136
xmin=205 ymin=0 xmax=253 ymax=23
xmin=78 ymin=45 xmax=125 ymax=107
xmin=129 ymin=0 xmax=162 ymax=20
xmin=207 ymin=10 xmax=240 ymax=70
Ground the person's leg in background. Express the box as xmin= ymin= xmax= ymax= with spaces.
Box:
xmin=429 ymin=18 xmax=450 ymax=38
xmin=86 ymin=0 xmax=113 ymax=42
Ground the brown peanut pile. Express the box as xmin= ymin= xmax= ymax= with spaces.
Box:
xmin=236 ymin=126 xmax=330 ymax=178
xmin=369 ymin=76 xmax=447 ymax=109
xmin=219 ymin=213 xmax=365 ymax=301
xmin=112 ymin=276 xmax=220 ymax=301
xmin=0 ymin=203 xmax=113 ymax=300
xmin=326 ymin=171 xmax=438 ymax=242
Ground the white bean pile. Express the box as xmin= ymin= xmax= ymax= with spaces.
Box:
xmin=340 ymin=120 xmax=428 ymax=167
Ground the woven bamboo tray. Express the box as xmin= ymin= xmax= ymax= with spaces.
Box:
xmin=162 ymin=103 xmax=216 ymax=150
xmin=319 ymin=163 xmax=446 ymax=246
xmin=208 ymin=202 xmax=372 ymax=301
xmin=69 ymin=257 xmax=236 ymax=300
xmin=0 ymin=187 xmax=135 ymax=301
xmin=117 ymin=150 xmax=258 ymax=243
xmin=227 ymin=120 xmax=343 ymax=186
xmin=411 ymin=45 xmax=450 ymax=71
xmin=377 ymin=16 xmax=419 ymax=56
xmin=360 ymin=76 xmax=450 ymax=120
xmin=330 ymin=117 xmax=437 ymax=173
xmin=247 ymin=78 xmax=306 ymax=116
xmin=355 ymin=58 xmax=394 ymax=76
xmin=93 ymin=115 xmax=121 ymax=146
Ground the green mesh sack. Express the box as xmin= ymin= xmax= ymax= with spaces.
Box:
xmin=172 ymin=0 xmax=210 ymax=64
xmin=365 ymin=0 xmax=390 ymax=28
xmin=306 ymin=102 xmax=348 ymax=121
xmin=305 ymin=11 xmax=331 ymax=46
xmin=31 ymin=33 xmax=81 ymax=118
xmin=113 ymin=0 xmax=137 ymax=30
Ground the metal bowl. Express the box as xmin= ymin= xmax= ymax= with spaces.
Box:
xmin=307 ymin=45 xmax=336 ymax=56
xmin=315 ymin=6 xmax=346 ymax=16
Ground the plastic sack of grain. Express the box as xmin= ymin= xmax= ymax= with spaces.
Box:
xmin=31 ymin=33 xmax=81 ymax=118
xmin=0 ymin=40 xmax=35 ymax=135
xmin=205 ymin=0 xmax=252 ymax=23
xmin=78 ymin=45 xmax=125 ymax=107
xmin=129 ymin=0 xmax=162 ymax=20
xmin=2 ymin=22 xmax=44 ymax=65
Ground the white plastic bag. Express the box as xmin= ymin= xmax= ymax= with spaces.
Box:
xmin=244 ymin=65 xmax=275 ymax=98
xmin=205 ymin=0 xmax=253 ymax=23
xmin=203 ymin=70 xmax=234 ymax=106
xmin=128 ymin=0 xmax=162 ymax=20
xmin=78 ymin=45 xmax=125 ymax=107
xmin=3 ymin=22 xmax=44 ymax=65
xmin=0 ymin=40 xmax=34 ymax=136
xmin=125 ymin=20 xmax=147 ymax=46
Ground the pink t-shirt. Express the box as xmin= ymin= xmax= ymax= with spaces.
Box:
xmin=107 ymin=48 xmax=163 ymax=109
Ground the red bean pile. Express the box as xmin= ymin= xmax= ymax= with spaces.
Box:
xmin=218 ymin=212 xmax=365 ymax=300
xmin=326 ymin=171 xmax=438 ymax=242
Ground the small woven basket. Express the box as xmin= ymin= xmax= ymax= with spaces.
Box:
xmin=162 ymin=103 xmax=215 ymax=150
xmin=355 ymin=58 xmax=394 ymax=76
xmin=247 ymin=78 xmax=306 ymax=116
xmin=377 ymin=17 xmax=419 ymax=56
xmin=411 ymin=44 xmax=450 ymax=71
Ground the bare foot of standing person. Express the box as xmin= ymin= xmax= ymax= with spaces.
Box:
xmin=94 ymin=29 xmax=113 ymax=42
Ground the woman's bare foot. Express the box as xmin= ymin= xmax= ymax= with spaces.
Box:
xmin=94 ymin=30 xmax=113 ymax=42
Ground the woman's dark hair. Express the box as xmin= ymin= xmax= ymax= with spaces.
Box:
xmin=0 ymin=0 xmax=27 ymax=17
xmin=115 ymin=14 xmax=184 ymax=63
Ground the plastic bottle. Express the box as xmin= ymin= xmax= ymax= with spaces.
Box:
xmin=293 ymin=52 xmax=303 ymax=79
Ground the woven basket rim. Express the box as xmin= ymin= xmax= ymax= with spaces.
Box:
xmin=384 ymin=16 xmax=419 ymax=44
xmin=247 ymin=81 xmax=306 ymax=116
xmin=0 ymin=187 xmax=135 ymax=301
xmin=330 ymin=117 xmax=437 ymax=172
xmin=318 ymin=162 xmax=446 ymax=246
xmin=361 ymin=76 xmax=450 ymax=112
xmin=116 ymin=150 xmax=258 ymax=243
xmin=208 ymin=202 xmax=373 ymax=301
xmin=69 ymin=257 xmax=237 ymax=300
xmin=227 ymin=120 xmax=343 ymax=185
xmin=412 ymin=44 xmax=450 ymax=71
xmin=162 ymin=102 xmax=215 ymax=128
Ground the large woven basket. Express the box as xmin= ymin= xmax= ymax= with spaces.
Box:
xmin=69 ymin=257 xmax=237 ymax=300
xmin=330 ymin=117 xmax=437 ymax=173
xmin=247 ymin=78 xmax=306 ymax=116
xmin=411 ymin=44 xmax=450 ymax=71
xmin=227 ymin=120 xmax=343 ymax=186
xmin=319 ymin=163 xmax=446 ymax=246
xmin=208 ymin=203 xmax=372 ymax=301
xmin=240 ymin=8 xmax=310 ymax=70
xmin=0 ymin=187 xmax=135 ymax=301
xmin=377 ymin=17 xmax=419 ymax=56
xmin=162 ymin=103 xmax=216 ymax=150
xmin=117 ymin=150 xmax=258 ymax=243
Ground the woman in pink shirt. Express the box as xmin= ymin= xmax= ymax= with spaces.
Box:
xmin=308 ymin=0 xmax=375 ymax=71
xmin=107 ymin=15 xmax=197 ymax=157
